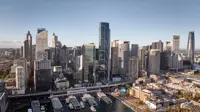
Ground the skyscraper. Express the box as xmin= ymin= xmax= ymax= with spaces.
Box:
xmin=36 ymin=28 xmax=48 ymax=60
xmin=138 ymin=48 xmax=145 ymax=70
xmin=187 ymin=31 xmax=195 ymax=69
xmin=99 ymin=22 xmax=110 ymax=81
xmin=23 ymin=31 xmax=33 ymax=76
xmin=148 ymin=49 xmax=160 ymax=74
xmin=172 ymin=35 xmax=180 ymax=54
xmin=151 ymin=40 xmax=163 ymax=52
xmin=111 ymin=40 xmax=119 ymax=75
xmin=82 ymin=43 xmax=96 ymax=82
xmin=131 ymin=44 xmax=139 ymax=57
xmin=16 ymin=66 xmax=25 ymax=94
xmin=118 ymin=41 xmax=130 ymax=75
xmin=128 ymin=56 xmax=139 ymax=81
xmin=50 ymin=33 xmax=58 ymax=48
xmin=165 ymin=41 xmax=171 ymax=51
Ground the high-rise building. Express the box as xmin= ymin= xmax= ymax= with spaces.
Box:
xmin=172 ymin=35 xmax=180 ymax=54
xmin=131 ymin=44 xmax=139 ymax=57
xmin=82 ymin=43 xmax=96 ymax=82
xmin=60 ymin=45 xmax=69 ymax=69
xmin=168 ymin=53 xmax=183 ymax=70
xmin=187 ymin=31 xmax=195 ymax=69
xmin=118 ymin=41 xmax=130 ymax=75
xmin=23 ymin=31 xmax=33 ymax=76
xmin=20 ymin=46 xmax=23 ymax=57
xmin=151 ymin=40 xmax=163 ymax=52
xmin=138 ymin=48 xmax=145 ymax=70
xmin=165 ymin=41 xmax=171 ymax=51
xmin=36 ymin=28 xmax=48 ymax=60
xmin=99 ymin=22 xmax=110 ymax=81
xmin=15 ymin=66 xmax=25 ymax=94
xmin=50 ymin=33 xmax=58 ymax=48
xmin=34 ymin=59 xmax=51 ymax=91
xmin=110 ymin=40 xmax=119 ymax=75
xmin=148 ymin=49 xmax=160 ymax=74
xmin=128 ymin=56 xmax=139 ymax=81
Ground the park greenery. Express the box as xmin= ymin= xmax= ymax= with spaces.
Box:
xmin=176 ymin=91 xmax=200 ymax=102
xmin=0 ymin=67 xmax=11 ymax=80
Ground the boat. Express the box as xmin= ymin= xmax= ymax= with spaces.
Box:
xmin=80 ymin=101 xmax=85 ymax=109
xmin=97 ymin=92 xmax=112 ymax=104
xmin=90 ymin=106 xmax=96 ymax=112
xmin=66 ymin=95 xmax=81 ymax=110
xmin=68 ymin=103 xmax=73 ymax=110
xmin=81 ymin=94 xmax=98 ymax=107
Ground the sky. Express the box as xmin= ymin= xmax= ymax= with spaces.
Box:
xmin=0 ymin=0 xmax=200 ymax=49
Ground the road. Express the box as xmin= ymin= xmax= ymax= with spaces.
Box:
xmin=8 ymin=81 xmax=131 ymax=98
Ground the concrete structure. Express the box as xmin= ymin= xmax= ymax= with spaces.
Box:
xmin=36 ymin=28 xmax=48 ymax=60
xmin=187 ymin=31 xmax=195 ymax=69
xmin=34 ymin=59 xmax=51 ymax=91
xmin=15 ymin=66 xmax=25 ymax=94
xmin=54 ymin=77 xmax=69 ymax=90
xmin=128 ymin=56 xmax=139 ymax=81
xmin=50 ymin=33 xmax=58 ymax=48
xmin=99 ymin=22 xmax=110 ymax=81
xmin=131 ymin=44 xmax=139 ymax=57
xmin=110 ymin=40 xmax=120 ymax=75
xmin=82 ymin=43 xmax=96 ymax=82
xmin=118 ymin=41 xmax=130 ymax=75
xmin=168 ymin=53 xmax=183 ymax=70
xmin=76 ymin=55 xmax=83 ymax=71
xmin=172 ymin=35 xmax=180 ymax=54
xmin=138 ymin=48 xmax=145 ymax=70
xmin=165 ymin=41 xmax=171 ymax=51
xmin=148 ymin=49 xmax=160 ymax=74
xmin=152 ymin=40 xmax=163 ymax=52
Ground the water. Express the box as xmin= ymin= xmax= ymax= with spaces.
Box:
xmin=17 ymin=95 xmax=133 ymax=112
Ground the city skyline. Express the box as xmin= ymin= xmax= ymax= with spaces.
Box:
xmin=0 ymin=0 xmax=200 ymax=49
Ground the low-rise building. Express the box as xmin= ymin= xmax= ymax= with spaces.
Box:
xmin=54 ymin=77 xmax=69 ymax=90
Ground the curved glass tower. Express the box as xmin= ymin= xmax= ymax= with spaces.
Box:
xmin=99 ymin=22 xmax=110 ymax=81
xmin=187 ymin=31 xmax=195 ymax=69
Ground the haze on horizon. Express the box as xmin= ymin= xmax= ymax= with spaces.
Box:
xmin=0 ymin=0 xmax=200 ymax=49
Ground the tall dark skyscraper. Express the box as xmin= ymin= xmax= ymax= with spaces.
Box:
xmin=187 ymin=31 xmax=195 ymax=69
xmin=99 ymin=22 xmax=110 ymax=81
xmin=131 ymin=44 xmax=139 ymax=57
xmin=23 ymin=31 xmax=33 ymax=76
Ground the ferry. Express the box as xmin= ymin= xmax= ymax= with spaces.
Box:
xmin=81 ymin=94 xmax=98 ymax=107
xmin=65 ymin=95 xmax=81 ymax=110
xmin=97 ymin=92 xmax=112 ymax=104
xmin=80 ymin=101 xmax=85 ymax=109
xmin=90 ymin=106 xmax=96 ymax=112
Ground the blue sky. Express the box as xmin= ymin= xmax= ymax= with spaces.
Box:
xmin=0 ymin=0 xmax=200 ymax=48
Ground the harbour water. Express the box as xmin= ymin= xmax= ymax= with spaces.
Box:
xmin=17 ymin=94 xmax=133 ymax=112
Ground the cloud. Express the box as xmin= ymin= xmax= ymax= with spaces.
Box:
xmin=0 ymin=40 xmax=22 ymax=43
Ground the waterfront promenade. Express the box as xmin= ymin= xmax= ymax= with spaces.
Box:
xmin=110 ymin=92 xmax=143 ymax=112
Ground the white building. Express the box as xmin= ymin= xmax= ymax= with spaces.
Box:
xmin=168 ymin=53 xmax=183 ymax=70
xmin=128 ymin=56 xmax=139 ymax=81
xmin=36 ymin=28 xmax=48 ymax=60
xmin=15 ymin=66 xmax=25 ymax=94
xmin=148 ymin=49 xmax=160 ymax=74
xmin=172 ymin=35 xmax=180 ymax=54
xmin=50 ymin=33 xmax=58 ymax=48
xmin=76 ymin=55 xmax=83 ymax=71
xmin=54 ymin=78 xmax=69 ymax=90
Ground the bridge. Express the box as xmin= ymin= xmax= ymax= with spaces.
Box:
xmin=8 ymin=81 xmax=131 ymax=98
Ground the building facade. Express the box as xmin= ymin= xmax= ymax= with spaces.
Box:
xmin=15 ymin=66 xmax=25 ymax=94
xmin=148 ymin=49 xmax=160 ymax=74
xmin=131 ymin=44 xmax=139 ymax=57
xmin=172 ymin=35 xmax=180 ymax=54
xmin=36 ymin=28 xmax=48 ymax=60
xmin=128 ymin=56 xmax=139 ymax=81
xmin=82 ymin=43 xmax=96 ymax=82
xmin=187 ymin=31 xmax=195 ymax=69
xmin=34 ymin=59 xmax=51 ymax=91
xmin=151 ymin=40 xmax=163 ymax=52
xmin=99 ymin=22 xmax=110 ymax=81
